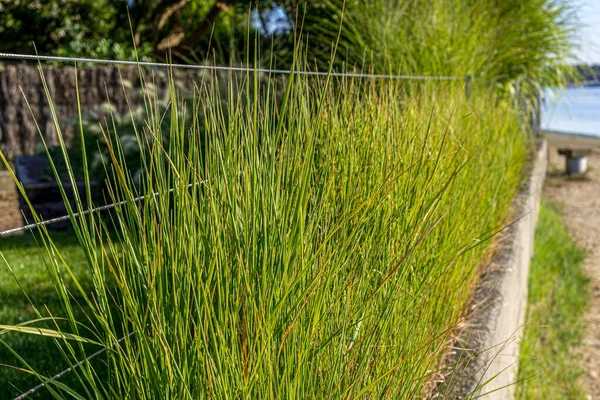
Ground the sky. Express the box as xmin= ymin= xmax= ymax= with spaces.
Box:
xmin=572 ymin=0 xmax=600 ymax=64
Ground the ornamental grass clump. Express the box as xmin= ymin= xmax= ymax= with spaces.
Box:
xmin=0 ymin=62 xmax=527 ymax=398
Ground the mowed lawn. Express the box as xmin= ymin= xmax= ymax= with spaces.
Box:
xmin=0 ymin=232 xmax=94 ymax=398
xmin=516 ymin=200 xmax=589 ymax=399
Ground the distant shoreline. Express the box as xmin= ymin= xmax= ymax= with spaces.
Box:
xmin=542 ymin=130 xmax=600 ymax=151
xmin=567 ymin=82 xmax=600 ymax=88
xmin=541 ymin=86 xmax=600 ymax=139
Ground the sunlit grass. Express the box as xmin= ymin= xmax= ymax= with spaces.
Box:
xmin=0 ymin=0 xmax=580 ymax=394
xmin=0 ymin=59 xmax=530 ymax=398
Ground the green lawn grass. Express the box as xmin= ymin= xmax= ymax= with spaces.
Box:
xmin=0 ymin=232 xmax=93 ymax=398
xmin=516 ymin=200 xmax=589 ymax=399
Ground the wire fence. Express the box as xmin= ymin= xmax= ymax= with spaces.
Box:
xmin=12 ymin=332 xmax=136 ymax=400
xmin=0 ymin=51 xmax=475 ymax=157
xmin=0 ymin=52 xmax=471 ymax=82
xmin=3 ymin=182 xmax=203 ymax=399
xmin=0 ymin=51 xmax=473 ymax=399
xmin=0 ymin=183 xmax=201 ymax=237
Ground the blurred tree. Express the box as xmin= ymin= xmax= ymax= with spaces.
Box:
xmin=0 ymin=0 xmax=145 ymax=59
xmin=130 ymin=1 xmax=296 ymax=63
xmin=0 ymin=0 xmax=283 ymax=62
xmin=0 ymin=0 xmax=576 ymax=91
xmin=130 ymin=0 xmax=238 ymax=59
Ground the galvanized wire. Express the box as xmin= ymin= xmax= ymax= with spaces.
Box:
xmin=1 ymin=197 xmax=127 ymax=237
xmin=0 ymin=52 xmax=469 ymax=81
xmin=12 ymin=332 xmax=136 ymax=400
xmin=4 ymin=182 xmax=201 ymax=397
xmin=0 ymin=182 xmax=201 ymax=237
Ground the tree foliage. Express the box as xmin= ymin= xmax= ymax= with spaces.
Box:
xmin=272 ymin=0 xmax=576 ymax=88
xmin=0 ymin=0 xmax=576 ymax=90
xmin=0 ymin=0 xmax=267 ymax=61
xmin=0 ymin=0 xmax=136 ymax=58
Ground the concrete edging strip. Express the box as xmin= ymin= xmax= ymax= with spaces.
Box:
xmin=438 ymin=139 xmax=548 ymax=399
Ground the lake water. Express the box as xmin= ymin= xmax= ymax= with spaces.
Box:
xmin=542 ymin=87 xmax=600 ymax=137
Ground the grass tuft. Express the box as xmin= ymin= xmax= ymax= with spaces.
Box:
xmin=0 ymin=64 xmax=529 ymax=398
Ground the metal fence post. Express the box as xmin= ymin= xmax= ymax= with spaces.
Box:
xmin=465 ymin=75 xmax=472 ymax=100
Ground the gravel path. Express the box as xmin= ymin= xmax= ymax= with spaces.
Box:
xmin=544 ymin=140 xmax=600 ymax=399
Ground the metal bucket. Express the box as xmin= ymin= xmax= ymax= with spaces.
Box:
xmin=566 ymin=156 xmax=588 ymax=175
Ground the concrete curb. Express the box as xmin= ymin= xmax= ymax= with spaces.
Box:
xmin=438 ymin=139 xmax=547 ymax=399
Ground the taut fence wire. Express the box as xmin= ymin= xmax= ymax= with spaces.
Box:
xmin=0 ymin=52 xmax=471 ymax=81
xmin=12 ymin=332 xmax=136 ymax=400
xmin=4 ymin=182 xmax=203 ymax=399
xmin=0 ymin=183 xmax=201 ymax=237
